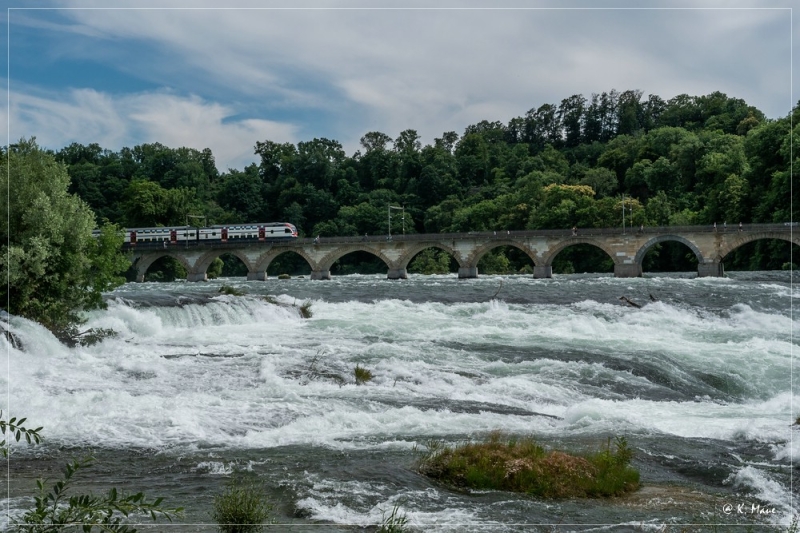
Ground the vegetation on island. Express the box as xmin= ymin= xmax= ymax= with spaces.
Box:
xmin=416 ymin=432 xmax=640 ymax=499
xmin=50 ymin=89 xmax=797 ymax=276
xmin=218 ymin=284 xmax=246 ymax=296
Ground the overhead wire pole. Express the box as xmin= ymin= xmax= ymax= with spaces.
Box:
xmin=388 ymin=205 xmax=403 ymax=239
xmin=186 ymin=215 xmax=207 ymax=248
xmin=622 ymin=193 xmax=626 ymax=235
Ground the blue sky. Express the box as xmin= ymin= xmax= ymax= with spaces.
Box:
xmin=2 ymin=1 xmax=795 ymax=171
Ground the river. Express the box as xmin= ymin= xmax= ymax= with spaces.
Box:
xmin=2 ymin=272 xmax=797 ymax=531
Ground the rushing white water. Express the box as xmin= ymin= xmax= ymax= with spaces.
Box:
xmin=2 ymin=273 xmax=797 ymax=530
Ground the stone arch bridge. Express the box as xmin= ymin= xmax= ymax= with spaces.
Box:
xmin=127 ymin=224 xmax=798 ymax=282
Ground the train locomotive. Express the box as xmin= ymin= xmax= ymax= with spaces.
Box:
xmin=115 ymin=222 xmax=299 ymax=246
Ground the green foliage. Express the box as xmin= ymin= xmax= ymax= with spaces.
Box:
xmin=57 ymin=326 xmax=118 ymax=348
xmin=0 ymin=410 xmax=42 ymax=457
xmin=14 ymin=457 xmax=183 ymax=532
xmin=3 ymin=412 xmax=181 ymax=532
xmin=354 ymin=364 xmax=373 ymax=385
xmin=218 ymin=285 xmax=245 ymax=296
xmin=208 ymin=257 xmax=225 ymax=279
xmin=51 ymin=90 xmax=796 ymax=270
xmin=122 ymin=179 xmax=200 ymax=228
xmin=417 ymin=431 xmax=639 ymax=499
xmin=408 ymin=248 xmax=452 ymax=274
xmin=212 ymin=477 xmax=272 ymax=533
xmin=377 ymin=504 xmax=410 ymax=533
xmin=144 ymin=256 xmax=187 ymax=282
xmin=298 ymin=301 xmax=312 ymax=319
xmin=0 ymin=139 xmax=129 ymax=336
xmin=477 ymin=250 xmax=511 ymax=274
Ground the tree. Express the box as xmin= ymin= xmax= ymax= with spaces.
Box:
xmin=360 ymin=131 xmax=393 ymax=152
xmin=122 ymin=180 xmax=199 ymax=228
xmin=0 ymin=139 xmax=130 ymax=336
xmin=217 ymin=164 xmax=269 ymax=222
xmin=558 ymin=94 xmax=586 ymax=148
xmin=528 ymin=184 xmax=596 ymax=229
xmin=579 ymin=167 xmax=618 ymax=198
xmin=524 ymin=103 xmax=561 ymax=152
xmin=616 ymin=89 xmax=644 ymax=136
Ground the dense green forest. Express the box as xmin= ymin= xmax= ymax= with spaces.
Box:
xmin=55 ymin=89 xmax=797 ymax=275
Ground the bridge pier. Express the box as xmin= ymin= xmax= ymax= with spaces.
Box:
xmin=310 ymin=270 xmax=331 ymax=280
xmin=614 ymin=263 xmax=642 ymax=278
xmin=247 ymin=271 xmax=268 ymax=281
xmin=387 ymin=268 xmax=407 ymax=280
xmin=533 ymin=266 xmax=552 ymax=278
xmin=697 ymin=262 xmax=724 ymax=277
xmin=135 ymin=272 xmax=146 ymax=283
xmin=458 ymin=266 xmax=478 ymax=279
xmin=187 ymin=271 xmax=208 ymax=282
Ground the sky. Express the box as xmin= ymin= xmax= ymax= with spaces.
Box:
xmin=1 ymin=0 xmax=796 ymax=172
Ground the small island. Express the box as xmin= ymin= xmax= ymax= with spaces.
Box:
xmin=417 ymin=432 xmax=640 ymax=499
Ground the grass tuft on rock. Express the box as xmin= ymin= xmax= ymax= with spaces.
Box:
xmin=417 ymin=431 xmax=639 ymax=499
xmin=219 ymin=285 xmax=246 ymax=296
xmin=212 ymin=477 xmax=272 ymax=533
xmin=298 ymin=301 xmax=312 ymax=319
xmin=354 ymin=364 xmax=373 ymax=385
xmin=377 ymin=503 xmax=410 ymax=532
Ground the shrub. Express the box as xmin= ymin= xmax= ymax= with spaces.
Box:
xmin=417 ymin=432 xmax=639 ymax=499
xmin=354 ymin=364 xmax=373 ymax=385
xmin=212 ymin=477 xmax=272 ymax=533
xmin=298 ymin=301 xmax=312 ymax=319
xmin=218 ymin=285 xmax=245 ymax=296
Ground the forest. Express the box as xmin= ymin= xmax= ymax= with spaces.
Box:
xmin=53 ymin=89 xmax=798 ymax=277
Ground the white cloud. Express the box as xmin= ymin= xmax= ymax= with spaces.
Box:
xmin=6 ymin=3 xmax=795 ymax=161
xmin=8 ymin=86 xmax=299 ymax=171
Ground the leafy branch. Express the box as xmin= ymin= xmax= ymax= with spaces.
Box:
xmin=0 ymin=410 xmax=43 ymax=457
xmin=13 ymin=457 xmax=183 ymax=532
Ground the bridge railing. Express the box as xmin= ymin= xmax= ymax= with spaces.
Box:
xmin=123 ymin=223 xmax=794 ymax=250
xmin=299 ymin=223 xmax=793 ymax=245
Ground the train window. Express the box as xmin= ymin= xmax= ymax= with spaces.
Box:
xmin=285 ymin=228 xmax=291 ymax=233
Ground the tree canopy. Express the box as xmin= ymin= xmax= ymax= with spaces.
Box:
xmin=45 ymin=89 xmax=797 ymax=273
xmin=1 ymin=138 xmax=130 ymax=334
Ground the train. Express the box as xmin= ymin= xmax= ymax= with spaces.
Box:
xmin=93 ymin=222 xmax=299 ymax=245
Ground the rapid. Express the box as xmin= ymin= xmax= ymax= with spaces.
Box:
xmin=2 ymin=272 xmax=797 ymax=531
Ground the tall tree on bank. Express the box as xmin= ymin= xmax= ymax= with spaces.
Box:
xmin=0 ymin=138 xmax=129 ymax=336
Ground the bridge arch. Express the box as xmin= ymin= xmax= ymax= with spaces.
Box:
xmin=634 ymin=235 xmax=706 ymax=265
xmin=398 ymin=242 xmax=465 ymax=270
xmin=133 ymin=252 xmax=192 ymax=282
xmin=317 ymin=245 xmax=394 ymax=272
xmin=466 ymin=240 xmax=538 ymax=268
xmin=193 ymin=249 xmax=256 ymax=275
xmin=540 ymin=237 xmax=616 ymax=267
xmin=718 ymin=231 xmax=800 ymax=260
xmin=254 ymin=247 xmax=317 ymax=274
